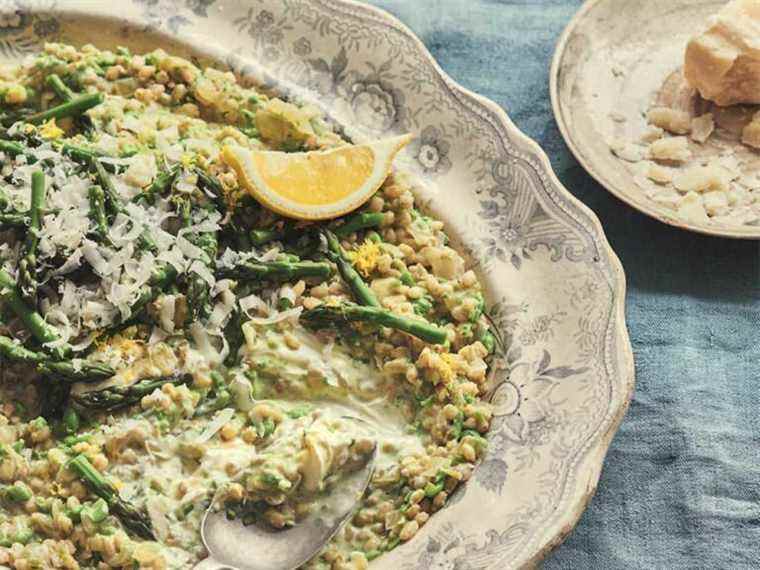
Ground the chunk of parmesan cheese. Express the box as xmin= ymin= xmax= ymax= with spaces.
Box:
xmin=640 ymin=126 xmax=664 ymax=144
xmin=691 ymin=113 xmax=715 ymax=143
xmin=124 ymin=153 xmax=157 ymax=188
xmin=684 ymin=0 xmax=760 ymax=106
xmin=741 ymin=112 xmax=760 ymax=148
xmin=672 ymin=162 xmax=733 ymax=193
xmin=703 ymin=191 xmax=730 ymax=216
xmin=610 ymin=139 xmax=645 ymax=162
xmin=649 ymin=137 xmax=692 ymax=162
xmin=677 ymin=191 xmax=709 ymax=223
xmin=647 ymin=107 xmax=691 ymax=135
xmin=646 ymin=163 xmax=674 ymax=185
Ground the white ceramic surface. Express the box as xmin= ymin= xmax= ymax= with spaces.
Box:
xmin=3 ymin=1 xmax=634 ymax=567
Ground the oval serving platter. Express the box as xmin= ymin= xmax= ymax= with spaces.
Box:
xmin=551 ymin=0 xmax=760 ymax=239
xmin=7 ymin=0 xmax=634 ymax=567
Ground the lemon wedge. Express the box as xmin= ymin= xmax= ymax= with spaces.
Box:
xmin=221 ymin=134 xmax=412 ymax=220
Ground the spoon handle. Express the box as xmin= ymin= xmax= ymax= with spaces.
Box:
xmin=193 ymin=556 xmax=234 ymax=570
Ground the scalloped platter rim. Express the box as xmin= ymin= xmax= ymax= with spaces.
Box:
xmin=5 ymin=0 xmax=635 ymax=568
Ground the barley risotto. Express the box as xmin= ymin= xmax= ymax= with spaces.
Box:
xmin=0 ymin=43 xmax=496 ymax=569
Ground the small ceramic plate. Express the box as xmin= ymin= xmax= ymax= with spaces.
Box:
xmin=551 ymin=0 xmax=760 ymax=239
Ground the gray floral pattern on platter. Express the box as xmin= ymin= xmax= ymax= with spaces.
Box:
xmin=4 ymin=1 xmax=634 ymax=568
xmin=133 ymin=0 xmax=219 ymax=33
xmin=0 ymin=0 xmax=59 ymax=56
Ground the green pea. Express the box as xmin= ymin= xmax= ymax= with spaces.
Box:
xmin=399 ymin=270 xmax=415 ymax=287
xmin=3 ymin=482 xmax=32 ymax=502
xmin=366 ymin=550 xmax=382 ymax=561
xmin=82 ymin=498 xmax=109 ymax=523
xmin=62 ymin=408 xmax=80 ymax=435
xmin=480 ymin=330 xmax=496 ymax=354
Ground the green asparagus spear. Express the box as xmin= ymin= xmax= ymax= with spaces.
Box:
xmin=0 ymin=335 xmax=46 ymax=364
xmin=18 ymin=171 xmax=46 ymax=303
xmin=174 ymin=198 xmax=218 ymax=320
xmin=93 ymin=262 xmax=178 ymax=339
xmin=46 ymin=74 xmax=95 ymax=135
xmin=195 ymin=167 xmax=227 ymax=214
xmin=302 ymin=303 xmax=449 ymax=345
xmin=218 ymin=260 xmax=332 ymax=282
xmin=194 ymin=370 xmax=231 ymax=417
xmin=0 ymin=268 xmax=69 ymax=359
xmin=45 ymin=74 xmax=75 ymax=102
xmin=92 ymin=159 xmax=124 ymax=218
xmin=62 ymin=143 xmax=137 ymax=168
xmin=67 ymin=454 xmax=155 ymax=540
xmin=134 ymin=165 xmax=179 ymax=206
xmin=0 ymin=140 xmax=37 ymax=163
xmin=37 ymin=359 xmax=115 ymax=383
xmin=187 ymin=236 xmax=218 ymax=322
xmin=0 ymin=210 xmax=29 ymax=229
xmin=324 ymin=230 xmax=380 ymax=308
xmin=22 ymin=92 xmax=104 ymax=126
xmin=93 ymin=160 xmax=156 ymax=252
xmin=223 ymin=304 xmax=246 ymax=367
xmin=130 ymin=262 xmax=179 ymax=319
xmin=332 ymin=212 xmax=384 ymax=237
xmin=250 ymin=227 xmax=286 ymax=246
xmin=0 ymin=187 xmax=10 ymax=211
xmin=72 ymin=374 xmax=192 ymax=412
xmin=87 ymin=185 xmax=109 ymax=241
xmin=61 ymin=143 xmax=107 ymax=167
xmin=0 ymin=334 xmax=114 ymax=381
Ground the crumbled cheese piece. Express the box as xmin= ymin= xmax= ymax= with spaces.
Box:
xmin=684 ymin=0 xmax=760 ymax=106
xmin=691 ymin=113 xmax=715 ymax=143
xmin=646 ymin=162 xmax=674 ymax=185
xmin=703 ymin=191 xmax=730 ymax=216
xmin=652 ymin=189 xmax=682 ymax=207
xmin=610 ymin=139 xmax=645 ymax=162
xmin=741 ymin=112 xmax=760 ymax=149
xmin=649 ymin=137 xmax=692 ymax=162
xmin=672 ymin=163 xmax=732 ymax=193
xmin=420 ymin=246 xmax=465 ymax=280
xmin=677 ymin=191 xmax=709 ymax=223
xmin=640 ymin=126 xmax=664 ymax=144
xmin=124 ymin=153 xmax=158 ymax=187
xmin=158 ymin=294 xmax=176 ymax=334
xmin=728 ymin=186 xmax=752 ymax=206
xmin=647 ymin=107 xmax=691 ymax=135
xmin=717 ymin=154 xmax=741 ymax=180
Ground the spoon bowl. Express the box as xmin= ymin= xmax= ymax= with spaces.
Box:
xmin=194 ymin=445 xmax=377 ymax=570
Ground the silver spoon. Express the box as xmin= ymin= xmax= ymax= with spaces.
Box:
xmin=193 ymin=444 xmax=377 ymax=570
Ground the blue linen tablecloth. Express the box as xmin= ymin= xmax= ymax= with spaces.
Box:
xmin=365 ymin=1 xmax=760 ymax=568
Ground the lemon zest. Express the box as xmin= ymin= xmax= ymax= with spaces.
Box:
xmin=349 ymin=240 xmax=381 ymax=277
xmin=181 ymin=152 xmax=196 ymax=169
xmin=39 ymin=118 xmax=65 ymax=140
xmin=437 ymin=353 xmax=459 ymax=383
